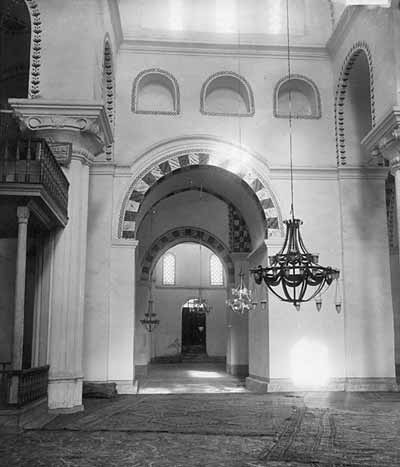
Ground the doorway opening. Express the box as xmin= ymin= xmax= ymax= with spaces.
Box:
xmin=181 ymin=298 xmax=207 ymax=357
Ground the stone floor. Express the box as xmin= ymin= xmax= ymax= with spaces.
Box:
xmin=1 ymin=364 xmax=400 ymax=466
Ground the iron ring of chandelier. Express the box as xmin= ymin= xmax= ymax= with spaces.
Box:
xmin=250 ymin=218 xmax=340 ymax=307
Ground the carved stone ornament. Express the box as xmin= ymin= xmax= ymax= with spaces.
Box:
xmin=362 ymin=106 xmax=400 ymax=167
xmin=47 ymin=142 xmax=73 ymax=166
xmin=8 ymin=99 xmax=113 ymax=159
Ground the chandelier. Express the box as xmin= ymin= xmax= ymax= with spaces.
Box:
xmin=250 ymin=0 xmax=340 ymax=312
xmin=140 ymin=285 xmax=160 ymax=332
xmin=226 ymin=272 xmax=257 ymax=314
xmin=189 ymin=239 xmax=212 ymax=314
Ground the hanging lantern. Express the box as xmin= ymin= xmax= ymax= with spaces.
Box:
xmin=226 ymin=272 xmax=256 ymax=314
xmin=140 ymin=292 xmax=160 ymax=333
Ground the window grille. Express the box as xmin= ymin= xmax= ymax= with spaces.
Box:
xmin=162 ymin=253 xmax=176 ymax=285
xmin=210 ymin=254 xmax=224 ymax=286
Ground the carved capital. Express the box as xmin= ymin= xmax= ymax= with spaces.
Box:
xmin=390 ymin=155 xmax=400 ymax=174
xmin=8 ymin=99 xmax=113 ymax=160
xmin=362 ymin=106 xmax=400 ymax=164
xmin=16 ymin=206 xmax=30 ymax=224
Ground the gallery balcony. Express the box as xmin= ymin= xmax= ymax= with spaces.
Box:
xmin=0 ymin=138 xmax=69 ymax=229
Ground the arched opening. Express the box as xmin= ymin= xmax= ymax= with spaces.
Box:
xmin=335 ymin=44 xmax=375 ymax=166
xmin=0 ymin=0 xmax=31 ymax=109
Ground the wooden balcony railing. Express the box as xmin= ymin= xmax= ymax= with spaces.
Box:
xmin=0 ymin=138 xmax=69 ymax=222
xmin=0 ymin=365 xmax=49 ymax=408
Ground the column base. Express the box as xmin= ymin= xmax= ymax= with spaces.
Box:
xmin=344 ymin=377 xmax=399 ymax=392
xmin=135 ymin=365 xmax=149 ymax=377
xmin=226 ymin=364 xmax=249 ymax=378
xmin=114 ymin=380 xmax=138 ymax=394
xmin=48 ymin=377 xmax=83 ymax=411
xmin=245 ymin=375 xmax=269 ymax=393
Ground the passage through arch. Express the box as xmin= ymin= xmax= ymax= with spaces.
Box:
xmin=119 ymin=140 xmax=282 ymax=240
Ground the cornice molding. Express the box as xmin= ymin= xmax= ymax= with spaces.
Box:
xmin=120 ymin=41 xmax=329 ymax=61
xmin=8 ymin=99 xmax=113 ymax=157
xmin=326 ymin=6 xmax=359 ymax=55
xmin=337 ymin=166 xmax=388 ymax=180
xmin=362 ymin=106 xmax=400 ymax=163
xmin=270 ymin=166 xmax=339 ymax=180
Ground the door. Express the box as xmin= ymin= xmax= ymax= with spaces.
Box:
xmin=181 ymin=308 xmax=206 ymax=354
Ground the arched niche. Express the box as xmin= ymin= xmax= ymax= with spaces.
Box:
xmin=200 ymin=72 xmax=255 ymax=116
xmin=274 ymin=74 xmax=321 ymax=119
xmin=132 ymin=68 xmax=180 ymax=115
xmin=334 ymin=42 xmax=375 ymax=166
xmin=102 ymin=38 xmax=115 ymax=160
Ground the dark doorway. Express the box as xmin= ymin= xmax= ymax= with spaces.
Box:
xmin=181 ymin=308 xmax=206 ymax=355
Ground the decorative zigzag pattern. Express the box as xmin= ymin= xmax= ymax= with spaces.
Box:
xmin=120 ymin=150 xmax=281 ymax=239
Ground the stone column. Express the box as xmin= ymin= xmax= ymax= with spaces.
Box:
xmin=9 ymin=206 xmax=30 ymax=404
xmin=47 ymin=152 xmax=90 ymax=412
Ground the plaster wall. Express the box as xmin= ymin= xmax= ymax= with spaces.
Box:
xmin=0 ymin=239 xmax=16 ymax=363
xmin=115 ymin=50 xmax=336 ymax=168
xmin=37 ymin=0 xmax=119 ymax=101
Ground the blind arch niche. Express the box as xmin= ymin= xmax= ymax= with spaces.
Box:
xmin=132 ymin=68 xmax=180 ymax=115
xmin=274 ymin=74 xmax=321 ymax=119
xmin=201 ymin=71 xmax=255 ymax=117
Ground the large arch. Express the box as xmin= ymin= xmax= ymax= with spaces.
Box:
xmin=139 ymin=226 xmax=235 ymax=283
xmin=334 ymin=41 xmax=375 ymax=166
xmin=118 ymin=136 xmax=283 ymax=240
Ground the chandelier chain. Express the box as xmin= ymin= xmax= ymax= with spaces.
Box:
xmin=286 ymin=0 xmax=295 ymax=220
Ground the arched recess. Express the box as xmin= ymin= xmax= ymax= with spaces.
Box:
xmin=274 ymin=74 xmax=321 ymax=119
xmin=334 ymin=42 xmax=375 ymax=166
xmin=132 ymin=68 xmax=180 ymax=115
xmin=139 ymin=227 xmax=235 ymax=284
xmin=200 ymin=71 xmax=255 ymax=116
xmin=118 ymin=137 xmax=282 ymax=241
xmin=102 ymin=37 xmax=115 ymax=160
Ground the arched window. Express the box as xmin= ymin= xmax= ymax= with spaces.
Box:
xmin=162 ymin=253 xmax=176 ymax=285
xmin=132 ymin=69 xmax=180 ymax=115
xmin=210 ymin=254 xmax=224 ymax=286
xmin=274 ymin=75 xmax=321 ymax=119
xmin=200 ymin=72 xmax=255 ymax=116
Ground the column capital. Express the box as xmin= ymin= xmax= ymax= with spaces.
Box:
xmin=390 ymin=155 xmax=400 ymax=174
xmin=8 ymin=98 xmax=113 ymax=165
xmin=16 ymin=206 xmax=30 ymax=223
xmin=362 ymin=106 xmax=400 ymax=164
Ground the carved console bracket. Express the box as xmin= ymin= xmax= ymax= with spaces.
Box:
xmin=362 ymin=106 xmax=400 ymax=169
xmin=8 ymin=99 xmax=113 ymax=163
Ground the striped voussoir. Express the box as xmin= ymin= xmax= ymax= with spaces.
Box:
xmin=121 ymin=151 xmax=280 ymax=239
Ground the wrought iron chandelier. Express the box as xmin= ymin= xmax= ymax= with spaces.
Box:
xmin=226 ymin=272 xmax=257 ymax=314
xmin=140 ymin=285 xmax=160 ymax=332
xmin=250 ymin=0 xmax=340 ymax=311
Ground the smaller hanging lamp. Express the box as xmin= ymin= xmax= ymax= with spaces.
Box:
xmin=226 ymin=271 xmax=256 ymax=314
xmin=191 ymin=238 xmax=212 ymax=314
xmin=140 ymin=283 xmax=160 ymax=332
